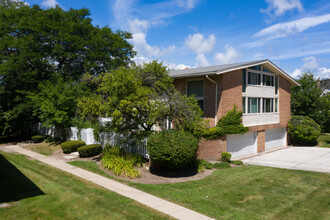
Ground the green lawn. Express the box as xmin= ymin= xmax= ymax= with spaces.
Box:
xmin=317 ymin=134 xmax=330 ymax=148
xmin=22 ymin=142 xmax=62 ymax=155
xmin=0 ymin=152 xmax=170 ymax=220
xmin=70 ymin=160 xmax=330 ymax=220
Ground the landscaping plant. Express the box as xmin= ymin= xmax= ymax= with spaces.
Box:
xmin=60 ymin=140 xmax=86 ymax=154
xmin=77 ymin=144 xmax=102 ymax=158
xmin=147 ymin=129 xmax=199 ymax=170
xmin=31 ymin=135 xmax=48 ymax=143
xmin=101 ymin=146 xmax=144 ymax=178
xmin=288 ymin=116 xmax=321 ymax=145
xmin=221 ymin=152 xmax=232 ymax=163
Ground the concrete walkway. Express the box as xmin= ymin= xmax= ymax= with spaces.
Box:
xmin=243 ymin=147 xmax=330 ymax=173
xmin=1 ymin=145 xmax=214 ymax=220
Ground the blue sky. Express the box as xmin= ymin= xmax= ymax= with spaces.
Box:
xmin=25 ymin=0 xmax=330 ymax=79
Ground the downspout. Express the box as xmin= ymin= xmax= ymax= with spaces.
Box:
xmin=205 ymin=75 xmax=218 ymax=126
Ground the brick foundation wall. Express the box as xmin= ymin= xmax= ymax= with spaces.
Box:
xmin=197 ymin=137 xmax=226 ymax=160
xmin=257 ymin=130 xmax=265 ymax=153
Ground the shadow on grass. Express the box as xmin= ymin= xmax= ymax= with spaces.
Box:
xmin=0 ymin=154 xmax=44 ymax=203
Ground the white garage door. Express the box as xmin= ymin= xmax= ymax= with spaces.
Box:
xmin=227 ymin=132 xmax=257 ymax=158
xmin=265 ymin=128 xmax=286 ymax=150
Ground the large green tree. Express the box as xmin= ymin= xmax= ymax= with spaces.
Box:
xmin=0 ymin=1 xmax=135 ymax=135
xmin=77 ymin=61 xmax=206 ymax=140
xmin=291 ymin=73 xmax=330 ymax=132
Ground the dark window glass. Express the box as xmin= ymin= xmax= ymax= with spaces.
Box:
xmin=263 ymin=74 xmax=274 ymax=87
xmin=187 ymin=80 xmax=204 ymax=97
xmin=263 ymin=98 xmax=273 ymax=113
xmin=242 ymin=97 xmax=246 ymax=113
xmin=248 ymin=98 xmax=260 ymax=113
xmin=248 ymin=72 xmax=261 ymax=85
xmin=242 ymin=70 xmax=246 ymax=92
xmin=275 ymin=75 xmax=278 ymax=94
xmin=249 ymin=65 xmax=261 ymax=71
xmin=275 ymin=98 xmax=278 ymax=112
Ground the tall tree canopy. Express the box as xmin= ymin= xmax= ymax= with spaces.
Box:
xmin=291 ymin=73 xmax=330 ymax=132
xmin=0 ymin=1 xmax=135 ymax=135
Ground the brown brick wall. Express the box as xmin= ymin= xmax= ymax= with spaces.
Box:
xmin=197 ymin=137 xmax=226 ymax=160
xmin=218 ymin=70 xmax=242 ymax=118
xmin=257 ymin=130 xmax=265 ymax=153
xmin=279 ymin=76 xmax=291 ymax=127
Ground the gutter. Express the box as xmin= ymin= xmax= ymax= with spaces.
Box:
xmin=205 ymin=75 xmax=218 ymax=126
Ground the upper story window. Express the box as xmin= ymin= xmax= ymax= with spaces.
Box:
xmin=263 ymin=74 xmax=274 ymax=87
xmin=187 ymin=80 xmax=204 ymax=112
xmin=248 ymin=72 xmax=261 ymax=85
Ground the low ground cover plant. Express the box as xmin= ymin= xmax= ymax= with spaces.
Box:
xmin=77 ymin=144 xmax=102 ymax=158
xmin=221 ymin=152 xmax=231 ymax=162
xmin=101 ymin=146 xmax=144 ymax=178
xmin=60 ymin=140 xmax=86 ymax=154
xmin=231 ymin=160 xmax=243 ymax=165
xmin=196 ymin=159 xmax=232 ymax=173
xmin=147 ymin=129 xmax=199 ymax=170
xmin=288 ymin=116 xmax=321 ymax=145
xmin=31 ymin=135 xmax=48 ymax=143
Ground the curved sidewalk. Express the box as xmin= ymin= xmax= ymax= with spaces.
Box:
xmin=1 ymin=145 xmax=214 ymax=220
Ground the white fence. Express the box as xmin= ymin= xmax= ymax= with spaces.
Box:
xmin=34 ymin=123 xmax=149 ymax=158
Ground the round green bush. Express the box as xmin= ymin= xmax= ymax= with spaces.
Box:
xmin=60 ymin=140 xmax=86 ymax=154
xmin=77 ymin=144 xmax=102 ymax=158
xmin=288 ymin=116 xmax=321 ymax=146
xmin=31 ymin=135 xmax=48 ymax=143
xmin=221 ymin=152 xmax=232 ymax=162
xmin=147 ymin=130 xmax=199 ymax=170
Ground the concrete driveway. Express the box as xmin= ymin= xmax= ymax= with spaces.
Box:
xmin=243 ymin=147 xmax=330 ymax=173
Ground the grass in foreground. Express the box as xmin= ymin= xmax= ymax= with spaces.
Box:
xmin=70 ymin=160 xmax=330 ymax=220
xmin=0 ymin=152 xmax=170 ymax=220
xmin=317 ymin=134 xmax=330 ymax=148
xmin=22 ymin=142 xmax=61 ymax=155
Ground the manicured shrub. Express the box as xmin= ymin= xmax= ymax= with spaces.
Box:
xmin=101 ymin=146 xmax=144 ymax=178
xmin=147 ymin=130 xmax=199 ymax=170
xmin=288 ymin=116 xmax=321 ymax=146
xmin=231 ymin=160 xmax=243 ymax=165
xmin=221 ymin=152 xmax=232 ymax=162
xmin=60 ymin=140 xmax=86 ymax=154
xmin=77 ymin=144 xmax=102 ymax=158
xmin=211 ymin=162 xmax=230 ymax=169
xmin=202 ymin=105 xmax=248 ymax=140
xmin=31 ymin=135 xmax=48 ymax=143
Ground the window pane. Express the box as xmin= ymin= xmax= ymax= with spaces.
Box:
xmin=275 ymin=98 xmax=278 ymax=112
xmin=275 ymin=76 xmax=278 ymax=94
xmin=249 ymin=98 xmax=259 ymax=113
xmin=248 ymin=72 xmax=260 ymax=85
xmin=187 ymin=80 xmax=203 ymax=97
xmin=242 ymin=97 xmax=246 ymax=113
xmin=263 ymin=98 xmax=273 ymax=112
xmin=197 ymin=100 xmax=204 ymax=112
xmin=250 ymin=65 xmax=261 ymax=71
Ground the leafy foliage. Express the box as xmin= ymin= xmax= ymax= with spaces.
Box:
xmin=78 ymin=61 xmax=205 ymax=140
xmin=101 ymin=146 xmax=144 ymax=178
xmin=288 ymin=116 xmax=321 ymax=146
xmin=147 ymin=130 xmax=199 ymax=170
xmin=196 ymin=159 xmax=231 ymax=173
xmin=231 ymin=160 xmax=243 ymax=165
xmin=60 ymin=140 xmax=86 ymax=154
xmin=221 ymin=152 xmax=232 ymax=162
xmin=291 ymin=73 xmax=330 ymax=132
xmin=77 ymin=144 xmax=102 ymax=158
xmin=202 ymin=105 xmax=248 ymax=140
xmin=0 ymin=1 xmax=135 ymax=135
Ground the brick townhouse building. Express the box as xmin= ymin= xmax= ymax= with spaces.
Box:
xmin=170 ymin=59 xmax=299 ymax=160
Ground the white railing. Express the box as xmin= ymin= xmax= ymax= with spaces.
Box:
xmin=34 ymin=123 xmax=149 ymax=158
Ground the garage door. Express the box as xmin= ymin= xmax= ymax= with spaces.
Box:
xmin=265 ymin=128 xmax=286 ymax=150
xmin=227 ymin=132 xmax=257 ymax=158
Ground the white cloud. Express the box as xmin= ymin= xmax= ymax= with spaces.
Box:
xmin=41 ymin=0 xmax=58 ymax=8
xmin=176 ymin=0 xmax=199 ymax=10
xmin=290 ymin=56 xmax=330 ymax=79
xmin=185 ymin=33 xmax=216 ymax=54
xmin=213 ymin=45 xmax=240 ymax=65
xmin=255 ymin=14 xmax=330 ymax=40
xmin=195 ymin=54 xmax=209 ymax=67
xmin=128 ymin=19 xmax=176 ymax=58
xmin=167 ymin=63 xmax=191 ymax=70
xmin=262 ymin=0 xmax=303 ymax=17
xmin=291 ymin=68 xmax=303 ymax=78
xmin=303 ymin=56 xmax=318 ymax=70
